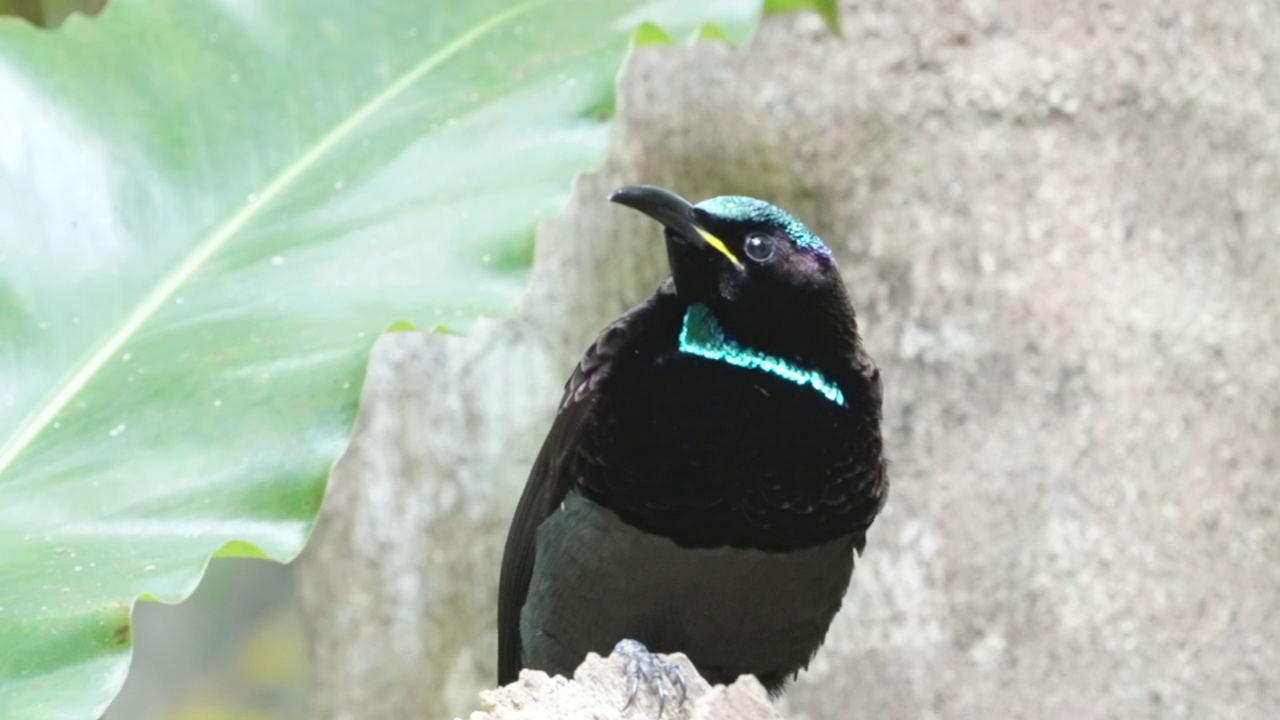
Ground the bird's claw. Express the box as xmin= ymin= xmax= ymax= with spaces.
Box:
xmin=613 ymin=638 xmax=687 ymax=718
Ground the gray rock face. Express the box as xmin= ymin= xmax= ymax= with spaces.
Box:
xmin=298 ymin=2 xmax=1280 ymax=719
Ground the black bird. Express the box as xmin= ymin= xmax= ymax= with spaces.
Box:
xmin=497 ymin=185 xmax=886 ymax=708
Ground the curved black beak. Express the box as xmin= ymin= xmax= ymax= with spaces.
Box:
xmin=609 ymin=185 xmax=742 ymax=268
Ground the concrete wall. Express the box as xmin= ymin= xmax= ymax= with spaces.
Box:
xmin=299 ymin=2 xmax=1280 ymax=718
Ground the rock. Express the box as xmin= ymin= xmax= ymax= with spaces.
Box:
xmin=462 ymin=652 xmax=782 ymax=720
xmin=300 ymin=2 xmax=1280 ymax=719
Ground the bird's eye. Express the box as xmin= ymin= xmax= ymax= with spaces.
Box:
xmin=743 ymin=233 xmax=775 ymax=263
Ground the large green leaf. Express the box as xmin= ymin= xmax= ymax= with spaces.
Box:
xmin=0 ymin=1 xmax=764 ymax=718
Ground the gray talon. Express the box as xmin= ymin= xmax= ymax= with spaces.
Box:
xmin=613 ymin=639 xmax=687 ymax=718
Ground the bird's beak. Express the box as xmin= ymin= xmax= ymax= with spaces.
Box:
xmin=609 ymin=185 xmax=743 ymax=269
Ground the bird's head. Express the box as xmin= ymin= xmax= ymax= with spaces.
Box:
xmin=611 ymin=184 xmax=860 ymax=368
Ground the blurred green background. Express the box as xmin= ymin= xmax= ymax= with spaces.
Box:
xmin=0 ymin=0 xmax=104 ymax=27
xmin=106 ymin=563 xmax=304 ymax=720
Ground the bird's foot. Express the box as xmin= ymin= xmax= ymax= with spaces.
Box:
xmin=613 ymin=638 xmax=687 ymax=718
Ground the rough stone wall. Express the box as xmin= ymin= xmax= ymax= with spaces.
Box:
xmin=298 ymin=2 xmax=1280 ymax=719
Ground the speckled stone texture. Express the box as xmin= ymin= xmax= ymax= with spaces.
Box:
xmin=461 ymin=652 xmax=781 ymax=720
xmin=298 ymin=2 xmax=1280 ymax=719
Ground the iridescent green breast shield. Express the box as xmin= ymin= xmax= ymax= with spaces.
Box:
xmin=678 ymin=303 xmax=846 ymax=407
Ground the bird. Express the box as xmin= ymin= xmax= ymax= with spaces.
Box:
xmin=496 ymin=184 xmax=887 ymax=712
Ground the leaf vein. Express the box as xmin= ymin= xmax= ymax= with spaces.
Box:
xmin=0 ymin=0 xmax=554 ymax=475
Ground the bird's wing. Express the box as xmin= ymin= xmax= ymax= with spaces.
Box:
xmin=496 ymin=283 xmax=678 ymax=685
xmin=851 ymin=350 xmax=887 ymax=554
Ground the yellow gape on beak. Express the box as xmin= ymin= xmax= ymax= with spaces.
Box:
xmin=609 ymin=184 xmax=745 ymax=270
xmin=696 ymin=227 xmax=743 ymax=269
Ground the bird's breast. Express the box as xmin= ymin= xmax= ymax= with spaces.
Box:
xmin=576 ymin=347 xmax=883 ymax=550
xmin=520 ymin=491 xmax=857 ymax=683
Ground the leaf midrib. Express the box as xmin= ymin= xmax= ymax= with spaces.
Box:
xmin=0 ymin=0 xmax=554 ymax=476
